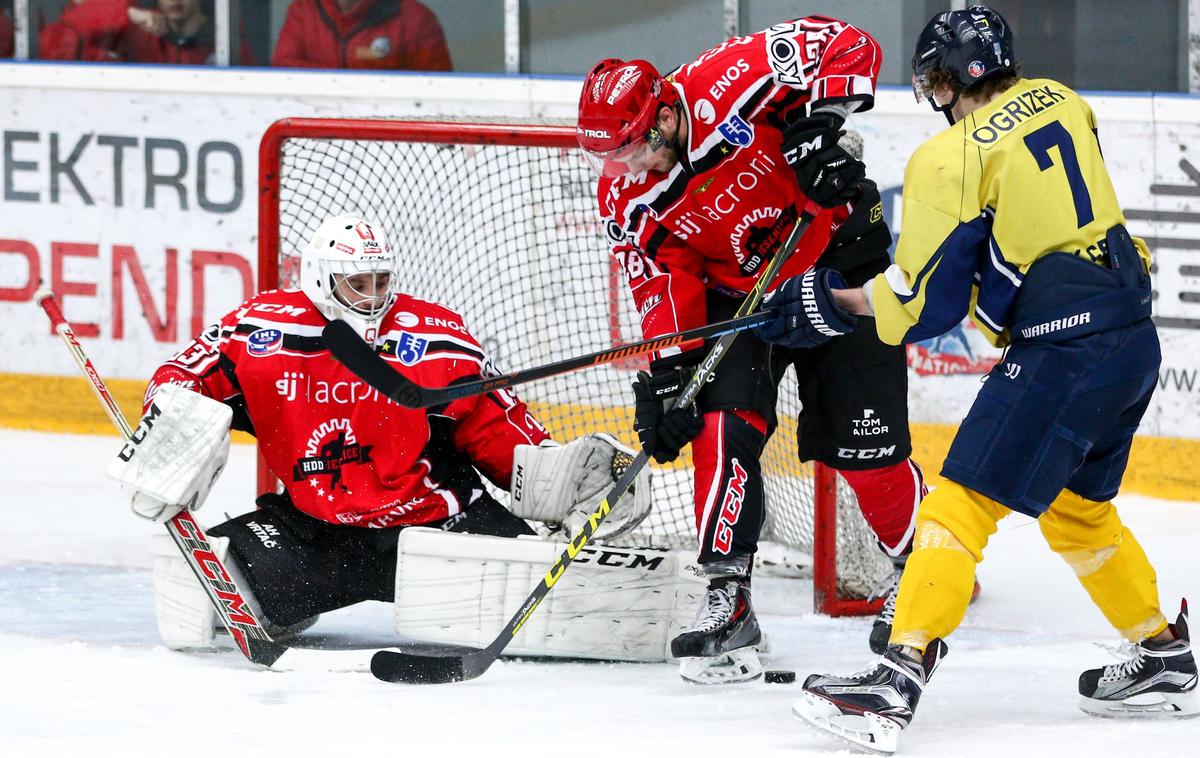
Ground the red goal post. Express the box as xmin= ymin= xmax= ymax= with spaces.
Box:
xmin=257 ymin=117 xmax=885 ymax=617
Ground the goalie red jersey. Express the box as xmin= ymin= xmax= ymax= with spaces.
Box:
xmin=146 ymin=289 xmax=549 ymax=528
xmin=597 ymin=17 xmax=881 ymax=347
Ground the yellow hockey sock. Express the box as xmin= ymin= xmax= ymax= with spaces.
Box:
xmin=889 ymin=481 xmax=1009 ymax=651
xmin=1039 ymin=490 xmax=1167 ymax=641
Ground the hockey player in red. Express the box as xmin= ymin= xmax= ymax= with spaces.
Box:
xmin=578 ymin=19 xmax=925 ymax=683
xmin=271 ymin=0 xmax=452 ymax=72
xmin=109 ymin=214 xmax=651 ymax=650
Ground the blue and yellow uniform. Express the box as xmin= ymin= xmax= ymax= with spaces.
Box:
xmin=872 ymin=78 xmax=1150 ymax=347
xmin=874 ymin=78 xmax=1166 ymax=649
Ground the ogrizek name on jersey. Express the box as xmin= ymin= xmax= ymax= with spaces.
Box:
xmin=1019 ymin=311 xmax=1091 ymax=339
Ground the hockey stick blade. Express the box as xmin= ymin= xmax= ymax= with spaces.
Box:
xmin=370 ymin=647 xmax=489 ymax=684
xmin=323 ymin=319 xmax=426 ymax=407
xmin=323 ymin=311 xmax=774 ymax=409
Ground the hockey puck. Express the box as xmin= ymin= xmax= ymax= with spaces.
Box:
xmin=764 ymin=670 xmax=796 ymax=684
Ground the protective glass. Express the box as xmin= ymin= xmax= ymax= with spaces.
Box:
xmin=324 ymin=259 xmax=395 ymax=318
xmin=912 ymin=73 xmax=934 ymax=103
xmin=581 ymin=133 xmax=658 ymax=178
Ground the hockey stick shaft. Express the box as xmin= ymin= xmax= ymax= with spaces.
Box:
xmin=325 ymin=310 xmax=775 ymax=409
xmin=500 ymin=209 xmax=815 ymax=639
xmin=371 ymin=207 xmax=818 ymax=684
xmin=36 ymin=290 xmax=286 ymax=667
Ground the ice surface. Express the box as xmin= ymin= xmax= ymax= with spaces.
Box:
xmin=1 ymin=429 xmax=1197 ymax=757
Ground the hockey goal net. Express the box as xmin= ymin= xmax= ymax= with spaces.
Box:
xmin=257 ymin=117 xmax=890 ymax=616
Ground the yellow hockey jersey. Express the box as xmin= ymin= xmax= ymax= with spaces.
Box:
xmin=870 ymin=78 xmax=1150 ymax=347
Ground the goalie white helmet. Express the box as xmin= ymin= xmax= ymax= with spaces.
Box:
xmin=299 ymin=214 xmax=397 ymax=342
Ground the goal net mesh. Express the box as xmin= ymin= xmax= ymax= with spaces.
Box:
xmin=261 ymin=119 xmax=893 ymax=608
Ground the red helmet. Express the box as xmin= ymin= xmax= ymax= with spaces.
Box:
xmin=577 ymin=58 xmax=680 ymax=177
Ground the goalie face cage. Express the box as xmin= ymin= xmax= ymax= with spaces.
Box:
xmin=257 ymin=117 xmax=889 ymax=616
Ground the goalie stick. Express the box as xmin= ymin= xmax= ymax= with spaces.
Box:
xmin=37 ymin=290 xmax=308 ymax=669
xmin=357 ymin=206 xmax=819 ymax=684
xmin=324 ymin=310 xmax=775 ymax=409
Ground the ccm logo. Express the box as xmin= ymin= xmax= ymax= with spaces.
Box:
xmin=118 ymin=403 xmax=163 ymax=461
xmin=837 ymin=445 xmax=896 ymax=460
xmin=575 ymin=548 xmax=665 ymax=571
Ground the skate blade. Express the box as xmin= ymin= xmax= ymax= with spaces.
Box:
xmin=792 ymin=690 xmax=900 ymax=755
xmin=1079 ymin=688 xmax=1200 ymax=719
xmin=678 ymin=647 xmax=763 ymax=685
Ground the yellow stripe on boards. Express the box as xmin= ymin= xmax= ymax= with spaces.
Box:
xmin=2 ymin=374 xmax=1196 ymax=502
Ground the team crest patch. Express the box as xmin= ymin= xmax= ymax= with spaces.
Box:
xmin=247 ymin=328 xmax=283 ymax=357
xmin=968 ymin=60 xmax=986 ymax=78
xmin=717 ymin=114 xmax=754 ymax=147
xmin=386 ymin=332 xmax=429 ymax=365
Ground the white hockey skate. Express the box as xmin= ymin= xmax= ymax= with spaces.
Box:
xmin=672 ymin=576 xmax=764 ymax=685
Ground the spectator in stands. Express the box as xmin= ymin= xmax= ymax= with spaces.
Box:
xmin=40 ymin=0 xmax=253 ymax=65
xmin=1 ymin=5 xmax=13 ymax=59
xmin=272 ymin=0 xmax=451 ymax=71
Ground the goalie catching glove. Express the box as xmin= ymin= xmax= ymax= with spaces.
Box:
xmin=107 ymin=383 xmax=232 ymax=523
xmin=509 ymin=433 xmax=651 ymax=542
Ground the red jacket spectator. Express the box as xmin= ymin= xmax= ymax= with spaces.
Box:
xmin=1 ymin=10 xmax=14 ymax=58
xmin=40 ymin=0 xmax=253 ymax=65
xmin=272 ymin=0 xmax=451 ymax=71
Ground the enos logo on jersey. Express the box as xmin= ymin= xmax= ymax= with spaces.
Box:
xmin=247 ymin=328 xmax=283 ymax=357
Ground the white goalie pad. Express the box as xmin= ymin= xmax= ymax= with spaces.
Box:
xmin=151 ymin=535 xmax=318 ymax=650
xmin=510 ymin=433 xmax=650 ymax=542
xmin=393 ymin=528 xmax=705 ymax=662
xmin=107 ymin=383 xmax=232 ymax=523
xmin=151 ymin=532 xmax=231 ymax=650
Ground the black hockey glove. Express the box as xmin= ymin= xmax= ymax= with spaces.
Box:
xmin=782 ymin=115 xmax=866 ymax=208
xmin=817 ymin=180 xmax=894 ymax=286
xmin=755 ymin=268 xmax=859 ymax=349
xmin=632 ymin=366 xmax=705 ymax=464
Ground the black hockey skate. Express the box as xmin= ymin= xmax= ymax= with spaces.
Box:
xmin=868 ymin=565 xmax=902 ymax=655
xmin=1079 ymin=599 xmax=1198 ymax=718
xmin=792 ymin=640 xmax=948 ymax=755
xmin=671 ymin=576 xmax=763 ymax=684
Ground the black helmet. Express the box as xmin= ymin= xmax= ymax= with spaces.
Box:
xmin=912 ymin=5 xmax=1015 ymax=124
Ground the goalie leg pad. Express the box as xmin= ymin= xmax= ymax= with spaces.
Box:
xmin=152 ymin=532 xmax=230 ymax=650
xmin=151 ymin=532 xmax=318 ymax=649
xmin=392 ymin=528 xmax=705 ymax=661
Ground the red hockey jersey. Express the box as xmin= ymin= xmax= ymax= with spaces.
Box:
xmin=146 ymin=289 xmax=548 ymax=529
xmin=598 ymin=17 xmax=881 ymax=355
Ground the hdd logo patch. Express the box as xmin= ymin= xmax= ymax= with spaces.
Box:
xmin=293 ymin=418 xmax=373 ymax=492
